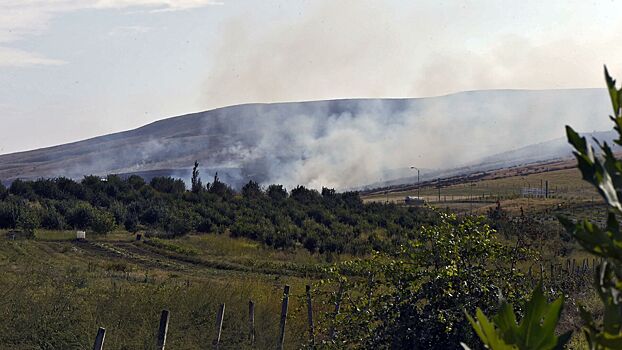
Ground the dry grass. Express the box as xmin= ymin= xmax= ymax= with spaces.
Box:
xmin=363 ymin=166 xmax=599 ymax=216
xmin=0 ymin=230 xmax=326 ymax=349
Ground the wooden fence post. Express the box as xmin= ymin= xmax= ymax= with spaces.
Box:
xmin=157 ymin=309 xmax=170 ymax=350
xmin=93 ymin=327 xmax=106 ymax=350
xmin=278 ymin=285 xmax=290 ymax=350
xmin=306 ymin=285 xmax=315 ymax=346
xmin=214 ymin=303 xmax=225 ymax=349
xmin=330 ymin=282 xmax=345 ymax=340
xmin=248 ymin=300 xmax=255 ymax=346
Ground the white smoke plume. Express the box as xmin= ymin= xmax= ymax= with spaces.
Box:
xmin=192 ymin=1 xmax=621 ymax=189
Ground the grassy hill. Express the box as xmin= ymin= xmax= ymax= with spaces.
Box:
xmin=0 ymin=88 xmax=610 ymax=189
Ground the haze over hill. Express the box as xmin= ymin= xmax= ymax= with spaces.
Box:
xmin=371 ymin=129 xmax=620 ymax=189
xmin=0 ymin=88 xmax=612 ymax=189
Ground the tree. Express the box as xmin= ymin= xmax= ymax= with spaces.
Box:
xmin=40 ymin=204 xmax=65 ymax=230
xmin=267 ymin=184 xmax=288 ymax=202
xmin=89 ymin=209 xmax=115 ymax=234
xmin=56 ymin=177 xmax=86 ymax=200
xmin=127 ymin=175 xmax=146 ymax=191
xmin=9 ymin=179 xmax=35 ymax=199
xmin=241 ymin=180 xmax=263 ymax=199
xmin=32 ymin=178 xmax=62 ymax=199
xmin=0 ymin=182 xmax=6 ymax=200
xmin=191 ymin=160 xmax=203 ymax=193
xmin=324 ymin=213 xmax=530 ymax=349
xmin=66 ymin=202 xmax=94 ymax=230
xmin=207 ymin=172 xmax=233 ymax=198
xmin=16 ymin=206 xmax=39 ymax=236
xmin=150 ymin=177 xmax=185 ymax=194
xmin=290 ymin=185 xmax=321 ymax=205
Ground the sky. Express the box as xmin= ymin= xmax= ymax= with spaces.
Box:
xmin=1 ymin=0 xmax=622 ymax=154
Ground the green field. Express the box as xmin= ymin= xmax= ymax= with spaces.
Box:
xmin=0 ymin=230 xmax=336 ymax=349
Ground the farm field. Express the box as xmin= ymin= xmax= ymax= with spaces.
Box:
xmin=0 ymin=153 xmax=615 ymax=349
xmin=0 ymin=221 xmax=598 ymax=349
xmin=0 ymin=230 xmax=334 ymax=349
xmin=0 ymin=169 xmax=605 ymax=349
xmin=0 ymin=156 xmax=612 ymax=349
xmin=363 ymin=163 xmax=602 ymax=216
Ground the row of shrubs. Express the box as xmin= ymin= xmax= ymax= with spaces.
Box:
xmin=0 ymin=174 xmax=439 ymax=254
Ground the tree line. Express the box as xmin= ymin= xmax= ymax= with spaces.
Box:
xmin=0 ymin=168 xmax=438 ymax=255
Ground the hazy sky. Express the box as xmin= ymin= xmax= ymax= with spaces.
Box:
xmin=1 ymin=0 xmax=622 ymax=154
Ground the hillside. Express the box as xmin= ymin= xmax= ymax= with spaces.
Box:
xmin=0 ymin=88 xmax=610 ymax=189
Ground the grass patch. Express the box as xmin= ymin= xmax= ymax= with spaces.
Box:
xmin=144 ymin=237 xmax=200 ymax=256
xmin=35 ymin=230 xmax=76 ymax=241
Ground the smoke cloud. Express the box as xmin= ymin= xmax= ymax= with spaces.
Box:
xmin=193 ymin=90 xmax=611 ymax=190
xmin=3 ymin=1 xmax=622 ymax=189
xmin=202 ymin=1 xmax=622 ymax=108
xmin=193 ymin=1 xmax=622 ymax=189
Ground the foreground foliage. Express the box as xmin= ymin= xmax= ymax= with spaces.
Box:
xmin=317 ymin=213 xmax=531 ymax=349
xmin=560 ymin=67 xmax=622 ymax=349
xmin=466 ymin=66 xmax=622 ymax=349
xmin=464 ymin=285 xmax=570 ymax=350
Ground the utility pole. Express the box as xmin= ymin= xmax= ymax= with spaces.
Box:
xmin=437 ymin=178 xmax=441 ymax=202
xmin=410 ymin=166 xmax=421 ymax=199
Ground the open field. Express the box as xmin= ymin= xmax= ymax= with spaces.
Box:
xmin=0 ymin=230 xmax=338 ymax=349
xmin=0 ymin=158 xmax=611 ymax=349
xmin=363 ymin=161 xmax=602 ymax=217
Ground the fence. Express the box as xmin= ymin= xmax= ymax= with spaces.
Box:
xmin=525 ymin=257 xmax=602 ymax=295
xmin=89 ymin=257 xmax=599 ymax=349
xmin=90 ymin=284 xmax=326 ymax=350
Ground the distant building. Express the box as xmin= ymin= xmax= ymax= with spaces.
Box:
xmin=405 ymin=196 xmax=425 ymax=205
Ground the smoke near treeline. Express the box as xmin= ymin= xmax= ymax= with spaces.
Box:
xmin=0 ymin=88 xmax=611 ymax=190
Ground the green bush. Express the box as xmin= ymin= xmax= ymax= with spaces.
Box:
xmin=90 ymin=209 xmax=115 ymax=234
xmin=321 ymin=213 xmax=530 ymax=349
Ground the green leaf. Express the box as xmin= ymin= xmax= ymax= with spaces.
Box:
xmin=465 ymin=285 xmax=568 ymax=350
xmin=466 ymin=309 xmax=517 ymax=350
xmin=605 ymin=65 xmax=621 ymax=117
xmin=516 ymin=285 xmax=549 ymax=348
xmin=566 ymin=126 xmax=588 ymax=154
xmin=495 ymin=302 xmax=518 ymax=343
